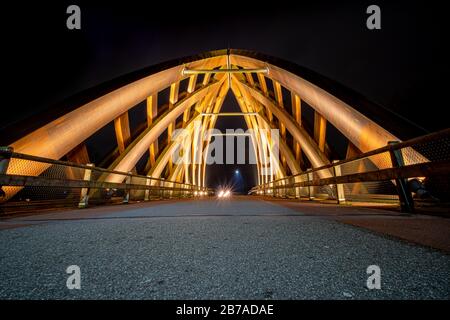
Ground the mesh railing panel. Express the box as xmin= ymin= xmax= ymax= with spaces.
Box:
xmin=252 ymin=129 xmax=450 ymax=208
xmin=0 ymin=152 xmax=208 ymax=214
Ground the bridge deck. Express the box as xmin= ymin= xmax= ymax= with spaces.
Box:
xmin=0 ymin=197 xmax=449 ymax=299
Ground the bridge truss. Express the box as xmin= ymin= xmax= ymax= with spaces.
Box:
xmin=0 ymin=50 xmax=449 ymax=213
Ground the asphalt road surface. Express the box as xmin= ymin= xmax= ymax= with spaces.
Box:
xmin=0 ymin=198 xmax=449 ymax=299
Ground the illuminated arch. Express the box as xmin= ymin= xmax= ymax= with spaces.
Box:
xmin=1 ymin=49 xmax=425 ymax=201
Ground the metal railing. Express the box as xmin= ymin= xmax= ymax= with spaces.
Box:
xmin=0 ymin=149 xmax=212 ymax=214
xmin=250 ymin=128 xmax=450 ymax=213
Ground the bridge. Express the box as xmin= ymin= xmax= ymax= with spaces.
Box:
xmin=0 ymin=49 xmax=449 ymax=299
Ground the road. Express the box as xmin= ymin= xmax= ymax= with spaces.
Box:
xmin=0 ymin=197 xmax=449 ymax=299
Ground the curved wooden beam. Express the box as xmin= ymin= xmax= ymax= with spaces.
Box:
xmin=201 ymin=82 xmax=230 ymax=187
xmin=230 ymin=54 xmax=400 ymax=153
xmin=106 ymin=78 xmax=226 ymax=183
xmin=233 ymin=78 xmax=301 ymax=176
xmin=231 ymin=79 xmax=272 ymax=183
xmin=233 ymin=77 xmax=330 ymax=171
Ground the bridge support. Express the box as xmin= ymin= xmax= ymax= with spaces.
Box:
xmin=307 ymin=170 xmax=315 ymax=200
xmin=0 ymin=147 xmax=13 ymax=175
xmin=114 ymin=112 xmax=132 ymax=154
xmin=78 ymin=163 xmax=94 ymax=208
xmin=291 ymin=93 xmax=303 ymax=169
xmin=144 ymin=176 xmax=151 ymax=201
xmin=2 ymin=50 xmax=433 ymax=208
xmin=146 ymin=94 xmax=159 ymax=167
xmin=314 ymin=112 xmax=327 ymax=153
xmin=388 ymin=141 xmax=414 ymax=213
xmin=0 ymin=147 xmax=13 ymax=199
xmin=332 ymin=160 xmax=346 ymax=204
xmin=123 ymin=172 xmax=132 ymax=204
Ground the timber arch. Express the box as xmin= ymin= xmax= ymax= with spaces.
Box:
xmin=1 ymin=49 xmax=425 ymax=201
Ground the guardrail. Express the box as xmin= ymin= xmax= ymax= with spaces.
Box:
xmin=0 ymin=149 xmax=212 ymax=214
xmin=250 ymin=128 xmax=450 ymax=213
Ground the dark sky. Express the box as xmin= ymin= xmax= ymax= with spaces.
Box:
xmin=1 ymin=1 xmax=448 ymax=192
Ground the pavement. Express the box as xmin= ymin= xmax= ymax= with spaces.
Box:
xmin=0 ymin=196 xmax=449 ymax=299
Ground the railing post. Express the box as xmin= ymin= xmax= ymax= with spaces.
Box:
xmin=295 ymin=175 xmax=301 ymax=199
xmin=307 ymin=170 xmax=315 ymax=200
xmin=288 ymin=177 xmax=293 ymax=198
xmin=388 ymin=141 xmax=414 ymax=213
xmin=277 ymin=181 xmax=280 ymax=198
xmin=160 ymin=178 xmax=165 ymax=199
xmin=123 ymin=171 xmax=132 ymax=204
xmin=332 ymin=160 xmax=346 ymax=204
xmin=78 ymin=163 xmax=94 ymax=209
xmin=180 ymin=185 xmax=185 ymax=198
xmin=0 ymin=147 xmax=13 ymax=200
xmin=144 ymin=176 xmax=151 ymax=201
xmin=0 ymin=147 xmax=13 ymax=174
xmin=284 ymin=179 xmax=288 ymax=198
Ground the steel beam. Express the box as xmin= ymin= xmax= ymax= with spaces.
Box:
xmin=182 ymin=67 xmax=268 ymax=75
xmin=200 ymin=112 xmax=258 ymax=116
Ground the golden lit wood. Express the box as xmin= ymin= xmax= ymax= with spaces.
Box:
xmin=291 ymin=93 xmax=302 ymax=166
xmin=106 ymin=78 xmax=226 ymax=183
xmin=146 ymin=94 xmax=159 ymax=166
xmin=182 ymin=75 xmax=198 ymax=128
xmin=256 ymin=73 xmax=272 ymax=123
xmin=5 ymin=51 xmax=426 ymax=201
xmin=273 ymin=80 xmax=287 ymax=170
xmin=167 ymin=82 xmax=180 ymax=173
xmin=114 ymin=112 xmax=132 ymax=154
xmin=314 ymin=111 xmax=327 ymax=153
xmin=234 ymin=77 xmax=330 ymax=173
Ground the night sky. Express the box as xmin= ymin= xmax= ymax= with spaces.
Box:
xmin=1 ymin=1 xmax=448 ymax=192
